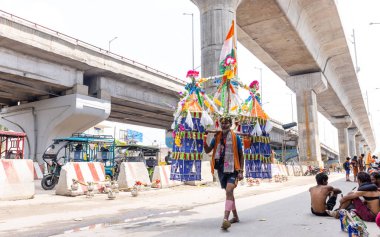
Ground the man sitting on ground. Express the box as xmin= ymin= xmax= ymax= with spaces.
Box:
xmin=327 ymin=172 xmax=380 ymax=222
xmin=370 ymin=172 xmax=380 ymax=190
xmin=309 ymin=173 xmax=342 ymax=216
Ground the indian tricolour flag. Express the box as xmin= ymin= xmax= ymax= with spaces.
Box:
xmin=219 ymin=20 xmax=236 ymax=74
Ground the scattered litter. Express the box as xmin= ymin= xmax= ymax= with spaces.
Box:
xmin=74 ymin=218 xmax=83 ymax=221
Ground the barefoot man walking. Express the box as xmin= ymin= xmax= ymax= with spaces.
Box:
xmin=204 ymin=116 xmax=244 ymax=230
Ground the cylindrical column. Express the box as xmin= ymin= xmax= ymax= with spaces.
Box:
xmin=285 ymin=72 xmax=328 ymax=167
xmin=332 ymin=117 xmax=352 ymax=163
xmin=192 ymin=0 xmax=241 ymax=94
xmin=355 ymin=134 xmax=362 ymax=156
xmin=347 ymin=128 xmax=358 ymax=158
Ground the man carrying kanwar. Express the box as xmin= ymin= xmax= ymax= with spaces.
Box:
xmin=204 ymin=116 xmax=244 ymax=230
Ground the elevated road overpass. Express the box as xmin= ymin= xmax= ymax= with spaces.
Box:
xmin=192 ymin=0 xmax=375 ymax=165
xmin=0 ymin=10 xmax=185 ymax=162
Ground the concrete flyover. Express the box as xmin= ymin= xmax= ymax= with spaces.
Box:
xmin=0 ymin=10 xmax=184 ymax=163
xmin=192 ymin=0 xmax=375 ymax=165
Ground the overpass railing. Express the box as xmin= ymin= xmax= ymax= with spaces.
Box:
xmin=0 ymin=10 xmax=187 ymax=85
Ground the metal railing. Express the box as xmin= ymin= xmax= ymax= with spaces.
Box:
xmin=0 ymin=10 xmax=187 ymax=85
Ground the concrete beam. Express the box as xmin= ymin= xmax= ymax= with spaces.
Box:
xmin=0 ymin=47 xmax=83 ymax=87
xmin=347 ymin=128 xmax=358 ymax=158
xmin=89 ymin=76 xmax=177 ymax=112
xmin=331 ymin=116 xmax=352 ymax=163
xmin=355 ymin=134 xmax=362 ymax=156
xmin=192 ymin=0 xmax=241 ymax=94
xmin=0 ymin=94 xmax=110 ymax=163
xmin=285 ymin=72 xmax=328 ymax=167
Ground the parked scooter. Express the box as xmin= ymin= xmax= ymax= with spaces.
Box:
xmin=304 ymin=166 xmax=320 ymax=176
xmin=41 ymin=156 xmax=63 ymax=190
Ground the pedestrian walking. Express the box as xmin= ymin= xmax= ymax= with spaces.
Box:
xmin=203 ymin=116 xmax=244 ymax=230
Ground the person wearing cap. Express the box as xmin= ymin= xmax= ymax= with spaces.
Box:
xmin=204 ymin=116 xmax=244 ymax=230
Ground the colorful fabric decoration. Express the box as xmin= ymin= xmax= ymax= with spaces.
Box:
xmin=170 ymin=70 xmax=218 ymax=181
xmin=240 ymin=80 xmax=272 ymax=179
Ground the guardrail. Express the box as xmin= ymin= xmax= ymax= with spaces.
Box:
xmin=0 ymin=10 xmax=187 ymax=85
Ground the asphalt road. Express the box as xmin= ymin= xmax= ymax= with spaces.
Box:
xmin=54 ymin=176 xmax=378 ymax=236
xmin=1 ymin=174 xmax=378 ymax=237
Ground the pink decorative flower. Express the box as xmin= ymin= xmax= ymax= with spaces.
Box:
xmin=249 ymin=80 xmax=259 ymax=90
xmin=179 ymin=124 xmax=185 ymax=131
xmin=186 ymin=70 xmax=199 ymax=78
xmin=223 ymin=56 xmax=236 ymax=67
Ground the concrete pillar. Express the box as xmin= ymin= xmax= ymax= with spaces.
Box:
xmin=192 ymin=0 xmax=241 ymax=94
xmin=332 ymin=117 xmax=352 ymax=163
xmin=285 ymin=72 xmax=328 ymax=167
xmin=0 ymin=94 xmax=111 ymax=164
xmin=355 ymin=134 xmax=362 ymax=156
xmin=347 ymin=128 xmax=358 ymax=158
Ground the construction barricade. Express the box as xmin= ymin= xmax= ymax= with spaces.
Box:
xmin=117 ymin=162 xmax=151 ymax=190
xmin=55 ymin=162 xmax=106 ymax=196
xmin=0 ymin=159 xmax=34 ymax=201
xmin=293 ymin=165 xmax=303 ymax=176
xmin=151 ymin=165 xmax=182 ymax=188
xmin=278 ymin=164 xmax=288 ymax=176
xmin=185 ymin=161 xmax=213 ymax=186
xmin=286 ymin=165 xmax=295 ymax=176
xmin=33 ymin=162 xmax=44 ymax=180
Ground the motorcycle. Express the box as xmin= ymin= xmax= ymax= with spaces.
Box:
xmin=304 ymin=166 xmax=320 ymax=176
xmin=41 ymin=156 xmax=63 ymax=190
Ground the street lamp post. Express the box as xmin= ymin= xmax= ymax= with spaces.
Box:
xmin=254 ymin=67 xmax=263 ymax=103
xmin=183 ymin=13 xmax=194 ymax=70
xmin=287 ymin=93 xmax=294 ymax=122
xmin=108 ymin=36 xmax=118 ymax=52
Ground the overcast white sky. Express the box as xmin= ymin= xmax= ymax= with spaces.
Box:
xmin=1 ymin=0 xmax=379 ymax=153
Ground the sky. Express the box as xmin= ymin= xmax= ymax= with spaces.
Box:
xmin=1 ymin=0 xmax=379 ymax=152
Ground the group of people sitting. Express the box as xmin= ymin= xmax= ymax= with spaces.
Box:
xmin=309 ymin=170 xmax=380 ymax=227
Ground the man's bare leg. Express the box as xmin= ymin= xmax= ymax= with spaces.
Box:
xmin=221 ymin=183 xmax=236 ymax=230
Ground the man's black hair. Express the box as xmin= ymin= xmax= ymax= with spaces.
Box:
xmin=357 ymin=172 xmax=371 ymax=183
xmin=361 ymin=153 xmax=365 ymax=157
xmin=371 ymin=171 xmax=380 ymax=180
xmin=346 ymin=157 xmax=350 ymax=161
xmin=316 ymin=172 xmax=328 ymax=185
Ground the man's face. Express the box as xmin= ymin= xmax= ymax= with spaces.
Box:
xmin=221 ymin=119 xmax=232 ymax=131
xmin=371 ymin=176 xmax=376 ymax=184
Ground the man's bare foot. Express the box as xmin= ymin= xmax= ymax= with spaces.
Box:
xmin=326 ymin=210 xmax=339 ymax=219
xmin=221 ymin=219 xmax=231 ymax=230
xmin=230 ymin=217 xmax=240 ymax=224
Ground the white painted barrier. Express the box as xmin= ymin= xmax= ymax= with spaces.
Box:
xmin=301 ymin=165 xmax=308 ymax=175
xmin=151 ymin=165 xmax=182 ymax=188
xmin=278 ymin=164 xmax=288 ymax=176
xmin=185 ymin=161 xmax=213 ymax=186
xmin=55 ymin=162 xmax=105 ymax=196
xmin=117 ymin=162 xmax=151 ymax=190
xmin=286 ymin=165 xmax=295 ymax=176
xmin=33 ymin=162 xmax=44 ymax=180
xmin=0 ymin=159 xmax=34 ymax=201
xmin=293 ymin=165 xmax=303 ymax=176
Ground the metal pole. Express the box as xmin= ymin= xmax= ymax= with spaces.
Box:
xmin=351 ymin=29 xmax=360 ymax=73
xmin=254 ymin=67 xmax=263 ymax=103
xmin=366 ymin=90 xmax=370 ymax=116
xmin=191 ymin=13 xmax=194 ymax=70
xmin=108 ymin=36 xmax=118 ymax=52
xmin=290 ymin=94 xmax=294 ymax=122
xmin=260 ymin=68 xmax=262 ymax=103
xmin=183 ymin=13 xmax=194 ymax=70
